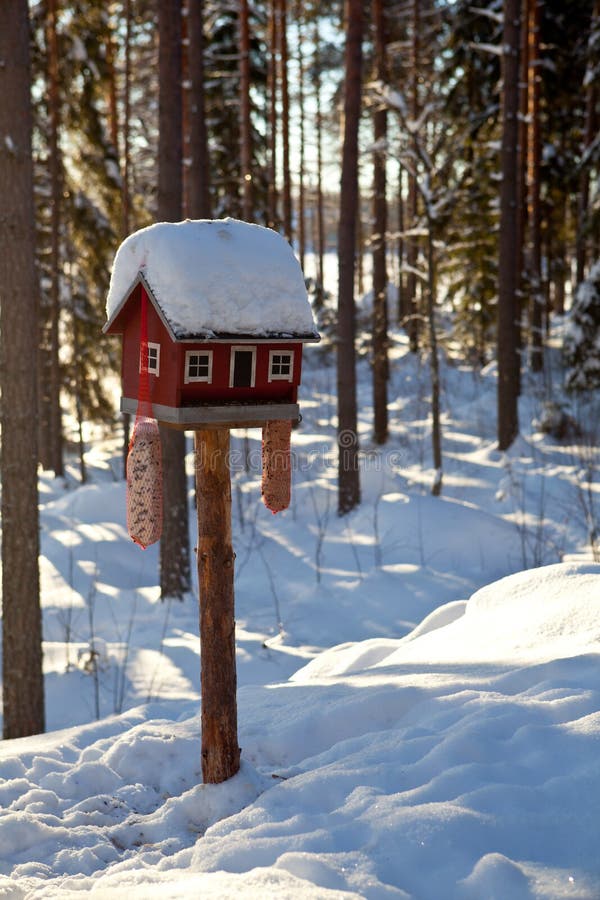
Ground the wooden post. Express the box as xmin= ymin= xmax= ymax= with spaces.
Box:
xmin=194 ymin=428 xmax=240 ymax=784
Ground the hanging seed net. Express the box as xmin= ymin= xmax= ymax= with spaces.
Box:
xmin=126 ymin=291 xmax=163 ymax=548
xmin=127 ymin=418 xmax=163 ymax=548
xmin=261 ymin=419 xmax=292 ymax=513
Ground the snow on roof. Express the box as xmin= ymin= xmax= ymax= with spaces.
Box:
xmin=105 ymin=218 xmax=318 ymax=340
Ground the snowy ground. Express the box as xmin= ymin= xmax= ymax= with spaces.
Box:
xmin=1 ymin=315 xmax=600 ymax=898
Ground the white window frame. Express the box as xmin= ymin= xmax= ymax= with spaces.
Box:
xmin=229 ymin=346 xmax=257 ymax=388
xmin=268 ymin=349 xmax=294 ymax=383
xmin=140 ymin=341 xmax=161 ymax=376
xmin=184 ymin=349 xmax=214 ymax=384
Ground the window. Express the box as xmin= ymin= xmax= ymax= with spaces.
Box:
xmin=140 ymin=341 xmax=160 ymax=376
xmin=185 ymin=350 xmax=213 ymax=383
xmin=268 ymin=350 xmax=294 ymax=382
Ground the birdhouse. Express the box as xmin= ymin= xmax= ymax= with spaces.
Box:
xmin=103 ymin=218 xmax=319 ymax=428
xmin=104 ymin=219 xmax=319 ymax=784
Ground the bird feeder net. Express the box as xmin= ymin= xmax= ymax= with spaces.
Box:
xmin=261 ymin=419 xmax=292 ymax=513
xmin=126 ymin=291 xmax=163 ymax=548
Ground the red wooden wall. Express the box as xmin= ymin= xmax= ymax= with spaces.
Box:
xmin=118 ymin=284 xmax=302 ymax=407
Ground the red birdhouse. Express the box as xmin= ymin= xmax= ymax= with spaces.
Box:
xmin=103 ymin=218 xmax=319 ymax=428
xmin=105 ymin=219 xmax=319 ymax=783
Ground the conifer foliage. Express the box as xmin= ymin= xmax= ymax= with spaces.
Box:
xmin=564 ymin=261 xmax=600 ymax=392
xmin=3 ymin=0 xmax=600 ymax=555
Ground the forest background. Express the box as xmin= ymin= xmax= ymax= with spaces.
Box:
xmin=1 ymin=0 xmax=600 ymax=740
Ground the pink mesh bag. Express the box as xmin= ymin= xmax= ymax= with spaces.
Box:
xmin=126 ymin=291 xmax=163 ymax=548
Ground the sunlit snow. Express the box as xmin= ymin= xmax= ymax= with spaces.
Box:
xmin=1 ymin=261 xmax=600 ymax=898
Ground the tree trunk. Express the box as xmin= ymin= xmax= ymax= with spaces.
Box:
xmin=278 ymin=0 xmax=293 ymax=241
xmin=121 ymin=0 xmax=132 ymax=477
xmin=187 ymin=0 xmax=211 ymax=218
xmin=426 ymin=226 xmax=442 ymax=495
xmin=195 ymin=429 xmax=240 ymax=784
xmin=406 ymin=0 xmax=420 ymax=353
xmin=356 ymin=182 xmax=364 ymax=298
xmin=267 ymin=0 xmax=279 ymax=229
xmin=552 ymin=193 xmax=567 ymax=316
xmin=159 ymin=0 xmax=183 ymax=218
xmin=397 ymin=164 xmax=405 ymax=324
xmin=122 ymin=0 xmax=132 ymax=236
xmin=46 ymin=0 xmax=64 ymax=477
xmin=295 ymin=0 xmax=306 ymax=270
xmin=528 ymin=0 xmax=543 ymax=373
xmin=372 ymin=0 xmax=388 ymax=445
xmin=0 ymin=0 xmax=45 ymax=739
xmin=314 ymin=16 xmax=325 ymax=303
xmin=515 ymin=0 xmax=529 ymax=395
xmin=337 ymin=0 xmax=363 ymax=516
xmin=106 ymin=20 xmax=120 ymax=156
xmin=576 ymin=0 xmax=599 ymax=284
xmin=158 ymin=0 xmax=191 ymax=599
xmin=497 ymin=0 xmax=521 ymax=451
xmin=240 ymin=0 xmax=252 ymax=221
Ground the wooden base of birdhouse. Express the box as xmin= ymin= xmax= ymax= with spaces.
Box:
xmin=120 ymin=397 xmax=300 ymax=430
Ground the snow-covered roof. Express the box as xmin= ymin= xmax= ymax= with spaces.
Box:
xmin=104 ymin=218 xmax=319 ymax=341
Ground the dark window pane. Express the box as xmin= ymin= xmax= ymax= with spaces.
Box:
xmin=188 ymin=353 xmax=210 ymax=379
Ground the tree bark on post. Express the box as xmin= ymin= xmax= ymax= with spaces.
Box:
xmin=195 ymin=428 xmax=240 ymax=784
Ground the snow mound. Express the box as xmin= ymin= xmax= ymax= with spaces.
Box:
xmin=2 ymin=564 xmax=600 ymax=897
xmin=105 ymin=218 xmax=317 ymax=338
xmin=294 ymin=563 xmax=600 ymax=679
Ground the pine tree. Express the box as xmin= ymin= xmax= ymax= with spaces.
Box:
xmin=203 ymin=2 xmax=268 ymax=219
xmin=371 ymin=0 xmax=389 ymax=446
xmin=527 ymin=0 xmax=544 ymax=373
xmin=240 ymin=0 xmax=253 ymax=220
xmin=31 ymin=0 xmax=124 ymax=447
xmin=186 ymin=0 xmax=211 ymax=218
xmin=158 ymin=0 xmax=192 ymax=600
xmin=537 ymin=0 xmax=594 ymax=315
xmin=564 ymin=261 xmax=600 ymax=392
xmin=576 ymin=0 xmax=600 ymax=284
xmin=497 ymin=0 xmax=521 ymax=451
xmin=405 ymin=0 xmax=420 ymax=352
xmin=337 ymin=0 xmax=363 ymax=515
xmin=278 ymin=0 xmax=293 ymax=240
xmin=439 ymin=0 xmax=501 ymax=365
xmin=45 ymin=0 xmax=64 ymax=476
xmin=0 ymin=0 xmax=45 ymax=739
